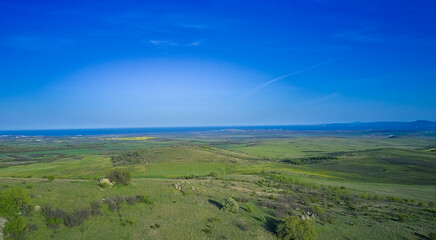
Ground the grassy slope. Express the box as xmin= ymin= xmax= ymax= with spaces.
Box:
xmin=0 ymin=134 xmax=435 ymax=239
xmin=0 ymin=176 xmax=434 ymax=240
xmin=0 ymin=178 xmax=275 ymax=240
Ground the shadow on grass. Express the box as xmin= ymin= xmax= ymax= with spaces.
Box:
xmin=264 ymin=216 xmax=281 ymax=234
xmin=208 ymin=199 xmax=223 ymax=209
xmin=413 ymin=232 xmax=428 ymax=239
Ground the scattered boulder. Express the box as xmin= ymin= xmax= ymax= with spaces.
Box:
xmin=300 ymin=211 xmax=316 ymax=220
xmin=0 ymin=216 xmax=7 ymax=240
xmin=34 ymin=205 xmax=41 ymax=212
xmin=173 ymin=183 xmax=182 ymax=190
xmin=99 ymin=178 xmax=114 ymax=187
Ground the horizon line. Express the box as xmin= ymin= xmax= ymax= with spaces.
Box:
xmin=0 ymin=120 xmax=433 ymax=132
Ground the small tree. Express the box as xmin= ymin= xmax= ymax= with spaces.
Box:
xmin=277 ymin=216 xmax=317 ymax=240
xmin=106 ymin=169 xmax=131 ymax=185
xmin=222 ymin=197 xmax=239 ymax=213
xmin=4 ymin=216 xmax=27 ymax=240
xmin=0 ymin=188 xmax=31 ymax=218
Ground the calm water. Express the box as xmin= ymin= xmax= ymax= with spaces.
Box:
xmin=0 ymin=121 xmax=434 ymax=136
xmin=0 ymin=126 xmax=308 ymax=136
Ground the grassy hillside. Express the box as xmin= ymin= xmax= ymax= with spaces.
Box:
xmin=0 ymin=132 xmax=435 ymax=239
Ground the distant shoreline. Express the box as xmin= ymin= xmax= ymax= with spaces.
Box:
xmin=0 ymin=120 xmax=435 ymax=136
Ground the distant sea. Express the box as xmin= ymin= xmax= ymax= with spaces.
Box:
xmin=0 ymin=126 xmax=305 ymax=136
xmin=0 ymin=121 xmax=435 ymax=136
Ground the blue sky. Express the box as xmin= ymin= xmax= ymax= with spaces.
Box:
xmin=1 ymin=0 xmax=435 ymax=130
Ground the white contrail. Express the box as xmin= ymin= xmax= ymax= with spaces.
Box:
xmin=244 ymin=58 xmax=337 ymax=98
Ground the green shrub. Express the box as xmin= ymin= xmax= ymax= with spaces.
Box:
xmin=429 ymin=232 xmax=436 ymax=240
xmin=150 ymin=223 xmax=160 ymax=229
xmin=246 ymin=205 xmax=254 ymax=213
xmin=42 ymin=206 xmax=67 ymax=229
xmin=106 ymin=170 xmax=131 ymax=185
xmin=99 ymin=182 xmax=111 ymax=188
xmin=222 ymin=197 xmax=239 ymax=213
xmin=136 ymin=195 xmax=153 ymax=205
xmin=103 ymin=197 xmax=125 ymax=212
xmin=122 ymin=219 xmax=135 ymax=226
xmin=209 ymin=172 xmax=218 ymax=178
xmin=111 ymin=150 xmax=151 ymax=166
xmin=397 ymin=214 xmax=408 ymax=223
xmin=237 ymin=221 xmax=250 ymax=232
xmin=0 ymin=188 xmax=31 ymax=219
xmin=47 ymin=176 xmax=55 ymax=182
xmin=125 ymin=196 xmax=137 ymax=205
xmin=42 ymin=206 xmax=91 ymax=228
xmin=314 ymin=205 xmax=325 ymax=215
xmin=64 ymin=208 xmax=91 ymax=228
xmin=90 ymin=201 xmax=102 ymax=216
xmin=4 ymin=216 xmax=27 ymax=240
xmin=277 ymin=216 xmax=317 ymax=240
xmin=208 ymin=217 xmax=221 ymax=223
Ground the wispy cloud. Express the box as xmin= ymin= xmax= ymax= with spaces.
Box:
xmin=243 ymin=58 xmax=337 ymax=98
xmin=148 ymin=40 xmax=178 ymax=46
xmin=188 ymin=40 xmax=203 ymax=46
xmin=147 ymin=39 xmax=204 ymax=47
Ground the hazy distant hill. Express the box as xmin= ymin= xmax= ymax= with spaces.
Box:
xmin=314 ymin=120 xmax=436 ymax=131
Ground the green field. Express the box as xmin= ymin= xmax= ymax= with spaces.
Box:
xmin=0 ymin=131 xmax=435 ymax=239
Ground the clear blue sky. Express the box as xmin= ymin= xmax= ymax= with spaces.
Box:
xmin=1 ymin=0 xmax=435 ymax=130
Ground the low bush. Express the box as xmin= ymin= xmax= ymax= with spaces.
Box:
xmin=3 ymin=216 xmax=27 ymax=240
xmin=222 ymin=197 xmax=239 ymax=213
xmin=42 ymin=206 xmax=91 ymax=228
xmin=208 ymin=217 xmax=221 ymax=223
xmin=126 ymin=196 xmax=137 ymax=205
xmin=236 ymin=221 xmax=250 ymax=232
xmin=121 ymin=219 xmax=135 ymax=226
xmin=136 ymin=195 xmax=153 ymax=205
xmin=111 ymin=150 xmax=151 ymax=166
xmin=0 ymin=188 xmax=31 ymax=219
xmin=397 ymin=214 xmax=408 ymax=223
xmin=90 ymin=201 xmax=102 ymax=216
xmin=276 ymin=216 xmax=317 ymax=240
xmin=106 ymin=170 xmax=131 ymax=185
xmin=246 ymin=205 xmax=254 ymax=213
xmin=103 ymin=197 xmax=125 ymax=212
xmin=150 ymin=223 xmax=161 ymax=229
xmin=234 ymin=196 xmax=249 ymax=203
xmin=42 ymin=207 xmax=67 ymax=229
xmin=64 ymin=208 xmax=91 ymax=228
